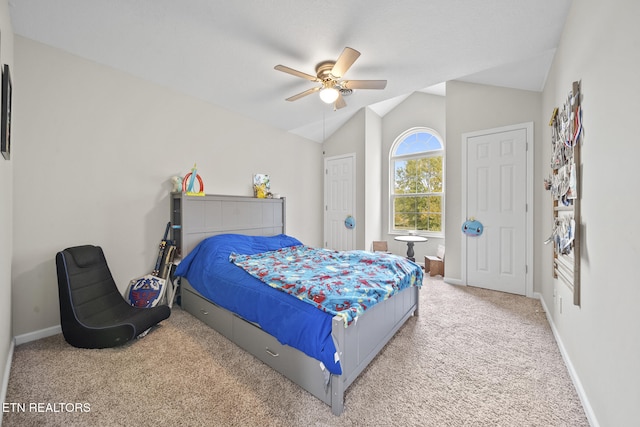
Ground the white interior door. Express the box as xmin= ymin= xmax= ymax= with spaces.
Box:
xmin=463 ymin=124 xmax=532 ymax=296
xmin=324 ymin=154 xmax=356 ymax=251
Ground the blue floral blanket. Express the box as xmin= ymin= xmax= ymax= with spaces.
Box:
xmin=230 ymin=245 xmax=423 ymax=326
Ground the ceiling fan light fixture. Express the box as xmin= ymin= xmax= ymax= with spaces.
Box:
xmin=275 ymin=47 xmax=386 ymax=110
xmin=319 ymin=86 xmax=339 ymax=104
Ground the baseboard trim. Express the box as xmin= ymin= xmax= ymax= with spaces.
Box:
xmin=536 ymin=294 xmax=599 ymax=427
xmin=443 ymin=277 xmax=464 ymax=286
xmin=1 ymin=338 xmax=15 ymax=425
xmin=14 ymin=325 xmax=61 ymax=346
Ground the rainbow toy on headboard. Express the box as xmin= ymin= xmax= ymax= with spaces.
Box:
xmin=182 ymin=163 xmax=205 ymax=196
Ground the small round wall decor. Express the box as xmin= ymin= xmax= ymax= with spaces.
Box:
xmin=344 ymin=215 xmax=356 ymax=229
xmin=462 ymin=218 xmax=483 ymax=236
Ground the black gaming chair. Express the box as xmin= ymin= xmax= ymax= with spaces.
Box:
xmin=55 ymin=245 xmax=171 ymax=348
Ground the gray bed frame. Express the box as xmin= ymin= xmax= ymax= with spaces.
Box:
xmin=171 ymin=193 xmax=420 ymax=415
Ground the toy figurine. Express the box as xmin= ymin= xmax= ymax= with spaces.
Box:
xmin=182 ymin=163 xmax=205 ymax=196
xmin=462 ymin=218 xmax=484 ymax=236
xmin=170 ymin=176 xmax=183 ymax=193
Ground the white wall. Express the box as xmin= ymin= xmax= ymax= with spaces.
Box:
xmin=364 ymin=107 xmax=382 ymax=250
xmin=381 ymin=92 xmax=446 ymax=260
xmin=0 ymin=0 xmax=13 ymax=407
xmin=323 ymin=108 xmax=366 ymax=248
xmin=323 ymin=92 xmax=447 ymax=261
xmin=445 ymin=81 xmax=542 ymax=282
xmin=12 ymin=37 xmax=323 ymax=336
xmin=540 ymin=1 xmax=640 ymax=425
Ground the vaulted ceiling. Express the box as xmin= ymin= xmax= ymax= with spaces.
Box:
xmin=9 ymin=0 xmax=572 ymax=142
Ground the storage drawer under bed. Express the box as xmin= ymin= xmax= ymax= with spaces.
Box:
xmin=181 ymin=285 xmax=233 ymax=340
xmin=180 ymin=280 xmax=333 ymax=405
xmin=232 ymin=314 xmax=330 ymax=386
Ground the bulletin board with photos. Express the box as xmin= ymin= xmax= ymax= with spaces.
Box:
xmin=546 ymin=80 xmax=582 ymax=306
xmin=0 ymin=30 xmax=11 ymax=162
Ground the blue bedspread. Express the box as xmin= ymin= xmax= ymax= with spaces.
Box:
xmin=230 ymin=245 xmax=423 ymax=326
xmin=175 ymin=234 xmax=423 ymax=376
xmin=175 ymin=234 xmax=341 ymax=374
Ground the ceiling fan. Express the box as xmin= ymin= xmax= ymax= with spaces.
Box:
xmin=274 ymin=47 xmax=387 ymax=110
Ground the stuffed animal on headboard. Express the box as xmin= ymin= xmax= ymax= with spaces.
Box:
xmin=171 ymin=176 xmax=183 ymax=193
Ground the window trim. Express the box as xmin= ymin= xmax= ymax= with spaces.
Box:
xmin=389 ymin=127 xmax=445 ymax=238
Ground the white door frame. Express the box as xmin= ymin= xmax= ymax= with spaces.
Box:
xmin=324 ymin=153 xmax=356 ymax=250
xmin=461 ymin=122 xmax=534 ymax=297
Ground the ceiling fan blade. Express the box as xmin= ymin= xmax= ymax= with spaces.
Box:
xmin=274 ymin=65 xmax=320 ymax=82
xmin=342 ymin=80 xmax=387 ymax=90
xmin=334 ymin=93 xmax=347 ymax=110
xmin=331 ymin=47 xmax=361 ymax=78
xmin=285 ymin=86 xmax=320 ymax=102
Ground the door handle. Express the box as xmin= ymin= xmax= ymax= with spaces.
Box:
xmin=265 ymin=347 xmax=279 ymax=357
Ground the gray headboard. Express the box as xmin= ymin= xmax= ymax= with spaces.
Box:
xmin=170 ymin=193 xmax=286 ymax=258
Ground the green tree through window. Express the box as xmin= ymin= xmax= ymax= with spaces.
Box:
xmin=391 ymin=129 xmax=444 ymax=235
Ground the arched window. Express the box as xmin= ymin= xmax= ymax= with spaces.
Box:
xmin=390 ymin=128 xmax=445 ymax=236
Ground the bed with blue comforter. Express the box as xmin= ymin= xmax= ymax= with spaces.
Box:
xmin=174 ymin=233 xmax=423 ymax=376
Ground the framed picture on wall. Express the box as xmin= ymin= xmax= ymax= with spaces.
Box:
xmin=1 ymin=64 xmax=11 ymax=160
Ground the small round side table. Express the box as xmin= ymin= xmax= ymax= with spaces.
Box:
xmin=394 ymin=235 xmax=428 ymax=262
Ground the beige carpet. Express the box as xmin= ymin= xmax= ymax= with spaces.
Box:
xmin=3 ymin=277 xmax=588 ymax=426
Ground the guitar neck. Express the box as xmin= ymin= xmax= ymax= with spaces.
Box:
xmin=153 ymin=241 xmax=166 ymax=276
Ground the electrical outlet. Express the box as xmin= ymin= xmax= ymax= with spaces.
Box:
xmin=559 ymin=296 xmax=563 ymax=314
